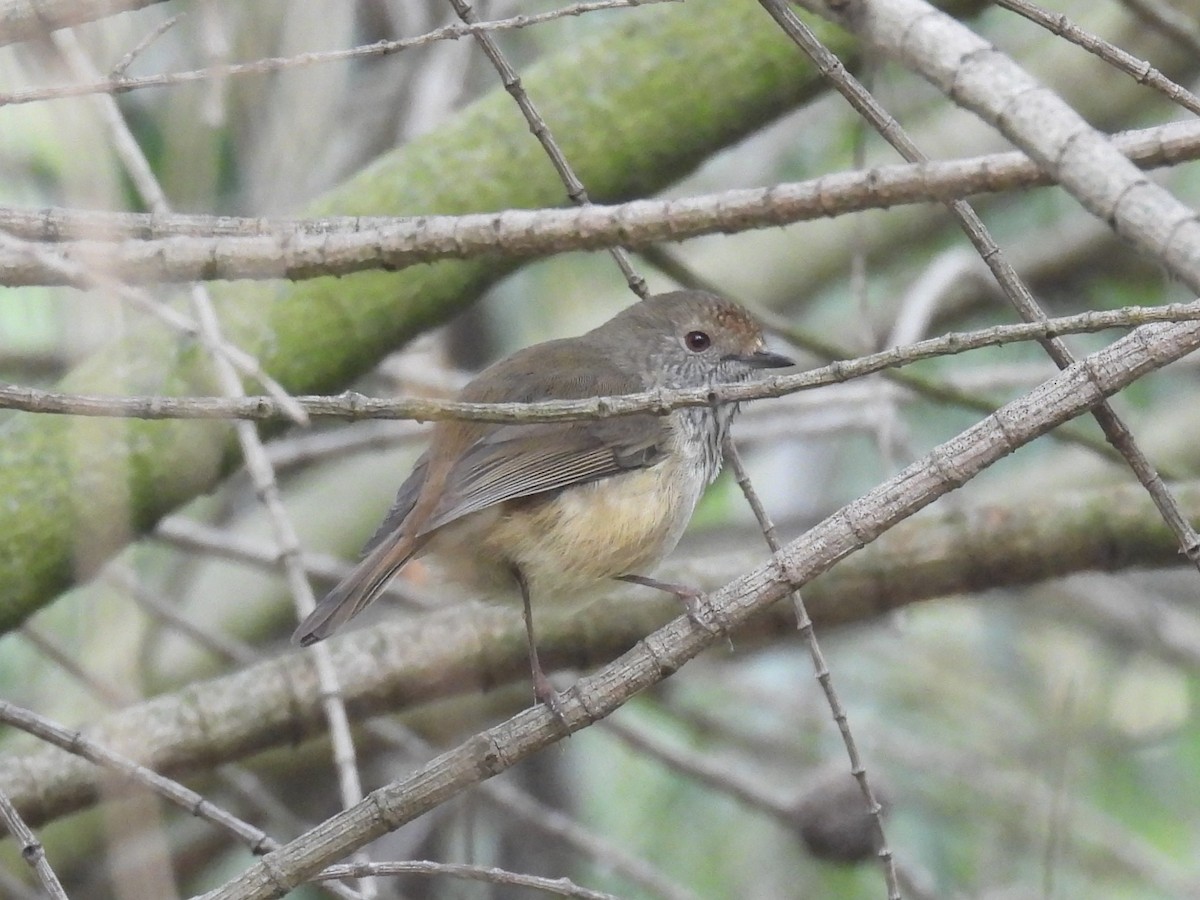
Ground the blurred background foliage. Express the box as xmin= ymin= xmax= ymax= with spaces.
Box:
xmin=2 ymin=0 xmax=1200 ymax=898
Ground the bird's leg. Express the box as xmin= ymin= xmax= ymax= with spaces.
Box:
xmin=617 ymin=574 xmax=720 ymax=635
xmin=512 ymin=565 xmax=567 ymax=722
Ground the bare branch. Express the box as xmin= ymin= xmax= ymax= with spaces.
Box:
xmin=5 ymin=120 xmax=1200 ymax=286
xmin=0 ymin=699 xmax=278 ymax=854
xmin=108 ymin=11 xmax=183 ymax=78
xmin=994 ymin=0 xmax=1200 ymax=115
xmin=5 ymin=120 xmax=1197 ymax=244
xmin=314 ymin=861 xmax=620 ymax=899
xmin=0 ymin=0 xmax=677 ymax=106
xmin=0 ymin=790 xmax=68 ymax=900
xmin=1 ymin=301 xmax=1197 ymax=422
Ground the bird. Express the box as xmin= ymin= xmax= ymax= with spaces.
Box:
xmin=293 ymin=289 xmax=793 ymax=714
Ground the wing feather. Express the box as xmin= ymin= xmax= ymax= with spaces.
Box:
xmin=363 ymin=344 xmax=667 ymax=548
xmin=423 ymin=414 xmax=665 ymax=532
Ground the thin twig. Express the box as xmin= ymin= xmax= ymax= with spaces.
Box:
xmin=109 ymin=12 xmax=184 ymax=79
xmin=0 ymin=790 xmax=69 ymax=900
xmin=723 ymin=436 xmax=897 ymax=896
xmin=1117 ymin=0 xmax=1200 ymax=57
xmin=0 ymin=231 xmax=309 ymax=424
xmin=193 ymin=276 xmax=373 ymax=893
xmin=993 ymin=0 xmax=1200 ymax=115
xmin=204 ymin=333 xmax=377 ymax=897
xmin=315 ymin=860 xmax=620 ymax=899
xmin=446 ymin=0 xmax=648 ymax=298
xmin=4 ymin=121 xmax=1200 ymax=289
xmin=0 ymin=0 xmax=677 ymax=107
xmin=3 ymin=300 xmax=1200 ymax=422
xmin=9 ymin=118 xmax=1200 ymax=248
xmin=5 ymin=118 xmax=1197 ymax=244
xmin=0 ymin=699 xmax=276 ymax=854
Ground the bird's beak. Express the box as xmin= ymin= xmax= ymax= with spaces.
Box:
xmin=727 ymin=349 xmax=795 ymax=369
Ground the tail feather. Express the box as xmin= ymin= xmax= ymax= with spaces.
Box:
xmin=292 ymin=534 xmax=416 ymax=646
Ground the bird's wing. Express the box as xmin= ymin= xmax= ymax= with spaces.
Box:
xmin=422 ymin=412 xmax=667 ymax=532
xmin=363 ymin=342 xmax=669 ymax=545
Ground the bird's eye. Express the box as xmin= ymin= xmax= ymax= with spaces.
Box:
xmin=684 ymin=330 xmax=711 ymax=352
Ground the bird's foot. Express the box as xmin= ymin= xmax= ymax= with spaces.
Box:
xmin=618 ymin=574 xmax=724 ymax=637
xmin=531 ymin=668 xmax=569 ymax=725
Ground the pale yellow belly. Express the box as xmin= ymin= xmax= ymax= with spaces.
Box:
xmin=423 ymin=454 xmax=707 ymax=605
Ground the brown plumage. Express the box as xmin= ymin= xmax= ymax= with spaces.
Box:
xmin=293 ymin=290 xmax=793 ymax=711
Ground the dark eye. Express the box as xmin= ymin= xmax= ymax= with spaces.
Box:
xmin=684 ymin=330 xmax=711 ymax=352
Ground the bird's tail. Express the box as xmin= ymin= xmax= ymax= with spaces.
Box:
xmin=292 ymin=533 xmax=417 ymax=646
